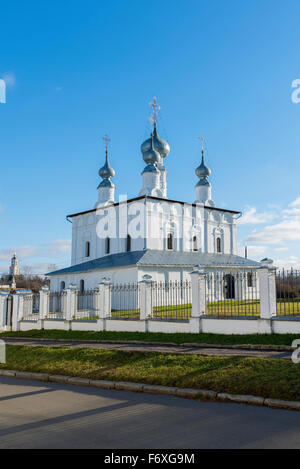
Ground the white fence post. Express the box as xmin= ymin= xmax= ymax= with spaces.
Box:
xmin=12 ymin=294 xmax=22 ymax=331
xmin=0 ymin=292 xmax=9 ymax=329
xmin=139 ymin=275 xmax=153 ymax=320
xmin=258 ymin=259 xmax=276 ymax=319
xmin=96 ymin=278 xmax=112 ymax=319
xmin=39 ymin=286 xmax=50 ymax=320
xmin=190 ymin=267 xmax=206 ymax=317
xmin=63 ymin=285 xmax=78 ymax=321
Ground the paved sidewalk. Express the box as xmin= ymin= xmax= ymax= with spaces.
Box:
xmin=0 ymin=376 xmax=300 ymax=448
xmin=2 ymin=338 xmax=292 ymax=359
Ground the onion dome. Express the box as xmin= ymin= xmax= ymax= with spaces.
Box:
xmin=195 ymin=150 xmax=211 ymax=185
xmin=99 ymin=149 xmax=115 ymax=180
xmin=141 ymin=122 xmax=170 ymax=159
xmin=142 ymin=135 xmax=160 ymax=165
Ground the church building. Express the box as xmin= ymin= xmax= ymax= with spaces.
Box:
xmin=47 ymin=98 xmax=259 ymax=296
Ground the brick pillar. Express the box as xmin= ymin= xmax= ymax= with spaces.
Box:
xmin=96 ymin=278 xmax=112 ymax=319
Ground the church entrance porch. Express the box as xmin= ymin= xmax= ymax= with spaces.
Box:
xmin=224 ymin=274 xmax=235 ymax=300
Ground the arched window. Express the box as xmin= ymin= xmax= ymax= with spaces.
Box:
xmin=79 ymin=279 xmax=85 ymax=293
xmin=216 ymin=237 xmax=222 ymax=253
xmin=105 ymin=237 xmax=110 ymax=254
xmin=193 ymin=235 xmax=198 ymax=251
xmin=85 ymin=241 xmax=90 ymax=257
xmin=126 ymin=234 xmax=131 ymax=252
xmin=247 ymin=272 xmax=253 ymax=288
xmin=60 ymin=281 xmax=65 ymax=291
xmin=167 ymin=233 xmax=173 ymax=250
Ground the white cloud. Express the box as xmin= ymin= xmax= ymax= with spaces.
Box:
xmin=2 ymin=72 xmax=16 ymax=87
xmin=237 ymin=244 xmax=266 ymax=259
xmin=245 ymin=196 xmax=300 ymax=245
xmin=0 ymin=240 xmax=71 ymax=263
xmin=239 ymin=206 xmax=277 ymax=225
xmin=274 ymin=256 xmax=300 ymax=270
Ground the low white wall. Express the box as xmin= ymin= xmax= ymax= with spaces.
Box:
xmin=201 ymin=318 xmax=272 ymax=335
xmin=106 ymin=319 xmax=147 ymax=333
xmin=17 ymin=317 xmax=300 ymax=336
xmin=71 ymin=321 xmax=102 ymax=332
xmin=43 ymin=320 xmax=70 ymax=331
xmin=272 ymin=319 xmax=300 ymax=334
xmin=148 ymin=320 xmax=191 ymax=334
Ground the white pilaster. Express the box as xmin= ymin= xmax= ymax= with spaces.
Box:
xmin=139 ymin=275 xmax=153 ymax=320
xmin=39 ymin=285 xmax=50 ymax=320
xmin=258 ymin=259 xmax=276 ymax=319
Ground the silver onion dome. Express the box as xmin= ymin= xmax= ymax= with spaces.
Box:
xmin=195 ymin=151 xmax=211 ymax=182
xmin=142 ymin=163 xmax=160 ymax=175
xmin=141 ymin=122 xmax=170 ymax=159
xmin=142 ymin=135 xmax=160 ymax=165
xmin=99 ymin=150 xmax=115 ymax=180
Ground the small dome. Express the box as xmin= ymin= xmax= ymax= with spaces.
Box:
xmin=141 ymin=123 xmax=170 ymax=159
xmin=142 ymin=163 xmax=160 ymax=175
xmin=99 ymin=151 xmax=115 ymax=179
xmin=98 ymin=178 xmax=115 ymax=189
xmin=142 ymin=136 xmax=160 ymax=165
xmin=195 ymin=153 xmax=211 ymax=180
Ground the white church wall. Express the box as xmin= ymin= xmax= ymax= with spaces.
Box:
xmin=49 ymin=266 xmax=138 ymax=292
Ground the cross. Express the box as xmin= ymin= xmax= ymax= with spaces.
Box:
xmin=102 ymin=133 xmax=111 ymax=151
xmin=149 ymin=96 xmax=161 ymax=124
xmin=198 ymin=135 xmax=205 ymax=153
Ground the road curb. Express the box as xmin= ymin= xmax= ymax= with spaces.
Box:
xmin=1 ymin=336 xmax=294 ymax=352
xmin=1 ymin=368 xmax=300 ymax=412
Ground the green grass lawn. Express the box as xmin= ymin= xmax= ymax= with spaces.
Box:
xmin=0 ymin=345 xmax=299 ymax=402
xmin=1 ymin=328 xmax=300 ymax=347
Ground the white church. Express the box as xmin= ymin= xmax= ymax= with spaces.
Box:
xmin=47 ymin=98 xmax=259 ymax=298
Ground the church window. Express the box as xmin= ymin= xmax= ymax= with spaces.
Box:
xmin=105 ymin=237 xmax=110 ymax=254
xmin=60 ymin=281 xmax=65 ymax=291
xmin=216 ymin=237 xmax=222 ymax=253
xmin=193 ymin=236 xmax=198 ymax=251
xmin=79 ymin=279 xmax=85 ymax=293
xmin=85 ymin=241 xmax=90 ymax=258
xmin=167 ymin=233 xmax=173 ymax=250
xmin=126 ymin=235 xmax=131 ymax=252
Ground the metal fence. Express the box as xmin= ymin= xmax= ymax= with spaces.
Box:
xmin=49 ymin=291 xmax=66 ymax=319
xmin=276 ymin=269 xmax=300 ymax=316
xmin=23 ymin=294 xmax=39 ymax=321
xmin=151 ymin=280 xmax=192 ymax=321
xmin=205 ymin=270 xmax=260 ymax=317
xmin=109 ymin=283 xmax=140 ymax=319
xmin=75 ymin=289 xmax=98 ymax=320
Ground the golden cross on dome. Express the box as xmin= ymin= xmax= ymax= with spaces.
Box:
xmin=149 ymin=96 xmax=161 ymax=124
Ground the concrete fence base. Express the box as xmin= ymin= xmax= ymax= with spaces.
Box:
xmin=16 ymin=316 xmax=300 ymax=335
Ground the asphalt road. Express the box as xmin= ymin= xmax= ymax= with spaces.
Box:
xmin=2 ymin=338 xmax=292 ymax=359
xmin=0 ymin=376 xmax=300 ymax=449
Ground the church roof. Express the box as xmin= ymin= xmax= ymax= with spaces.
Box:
xmin=46 ymin=250 xmax=260 ymax=276
xmin=66 ymin=195 xmax=241 ymax=220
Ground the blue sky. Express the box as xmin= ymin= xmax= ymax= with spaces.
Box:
xmin=1 ymin=0 xmax=300 ymax=274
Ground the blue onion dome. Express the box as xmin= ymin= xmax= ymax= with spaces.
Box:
xmin=142 ymin=135 xmax=160 ymax=165
xmin=99 ymin=150 xmax=115 ymax=179
xmin=141 ymin=123 xmax=170 ymax=159
xmin=195 ymin=152 xmax=211 ymax=181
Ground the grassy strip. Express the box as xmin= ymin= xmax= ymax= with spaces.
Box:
xmin=0 ymin=345 xmax=299 ymax=401
xmin=1 ymin=329 xmax=300 ymax=346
